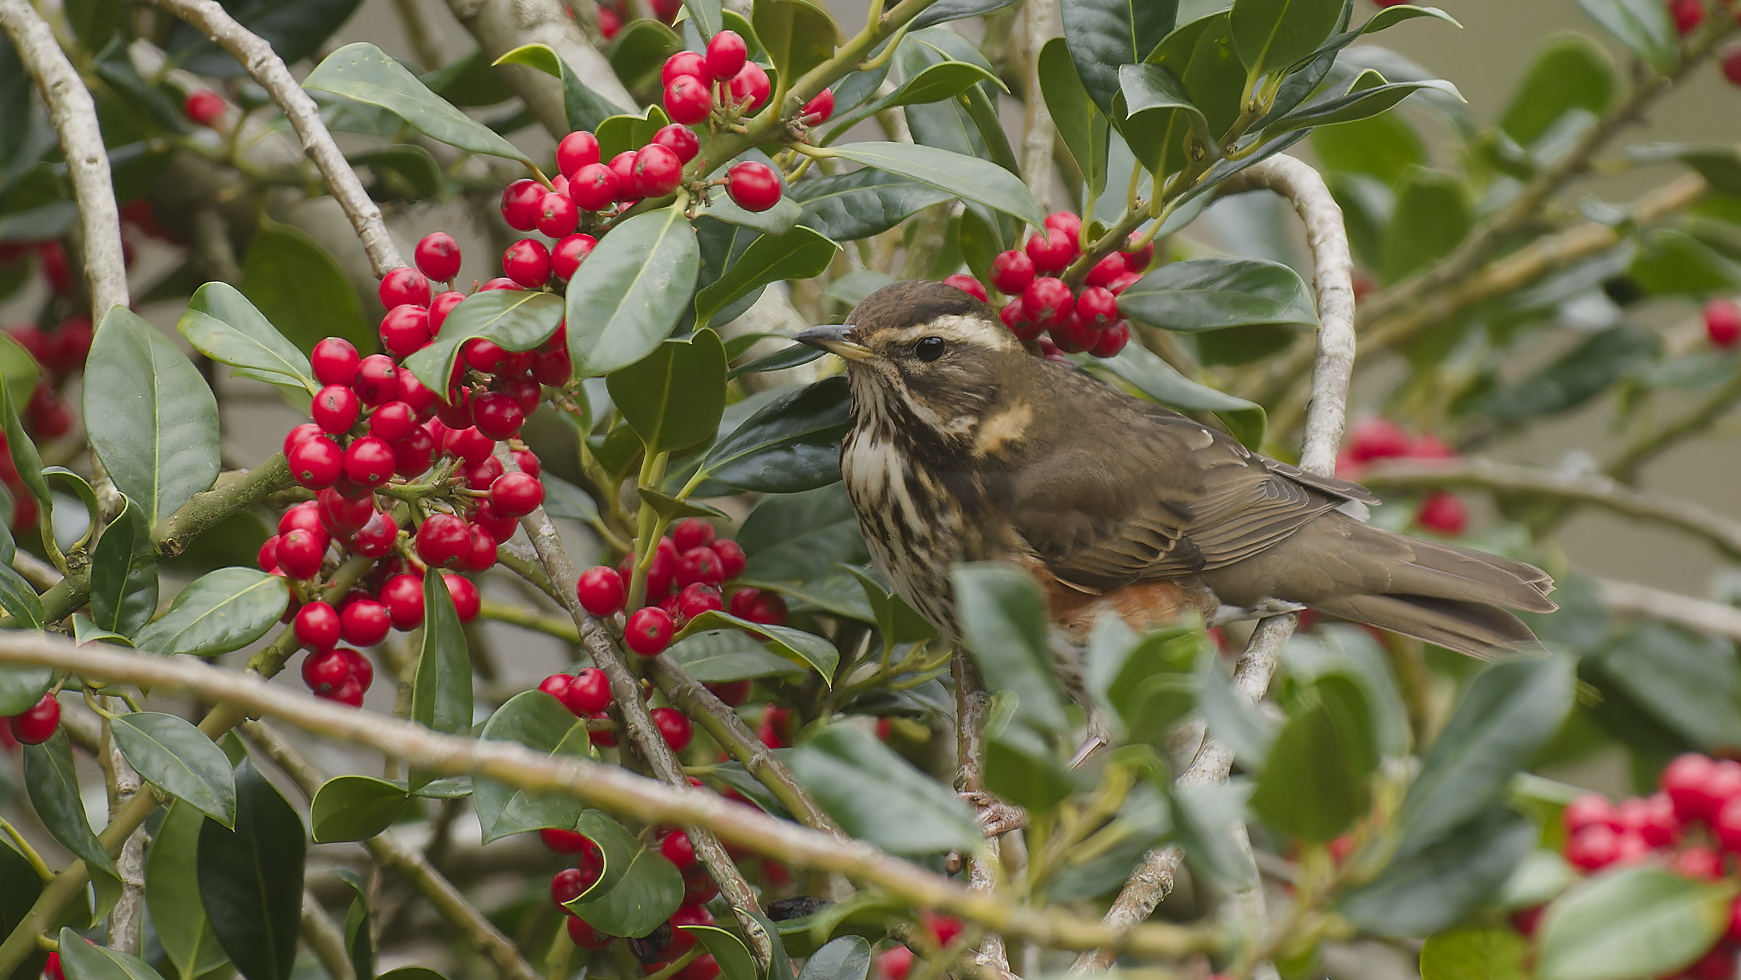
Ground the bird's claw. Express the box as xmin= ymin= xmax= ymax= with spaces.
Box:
xmin=960 ymin=790 xmax=1026 ymax=837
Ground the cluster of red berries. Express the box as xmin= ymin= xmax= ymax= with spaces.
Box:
xmin=1511 ymin=754 xmax=1741 ymax=979
xmin=575 ymin=518 xmax=787 ymax=658
xmin=940 ymin=211 xmax=1150 ymax=358
xmin=1337 ymin=417 xmax=1468 ymax=536
xmin=871 ymin=912 xmax=965 ymax=980
xmin=1662 ymin=0 xmax=1741 ymax=86
xmin=274 ymin=231 xmax=561 ymax=704
xmin=3 ymin=692 xmax=59 ymax=746
xmin=1706 ymin=299 xmax=1741 ymax=348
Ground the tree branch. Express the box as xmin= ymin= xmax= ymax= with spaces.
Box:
xmin=953 ymin=656 xmax=1009 ymax=975
xmin=148 ymin=0 xmax=404 ymax=276
xmin=1596 ymin=578 xmax=1741 ymax=642
xmin=1018 ymin=0 xmax=1058 ymax=208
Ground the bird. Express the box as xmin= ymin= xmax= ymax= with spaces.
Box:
xmin=794 ymin=279 xmax=1556 ymax=659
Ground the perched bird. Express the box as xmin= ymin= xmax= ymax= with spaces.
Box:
xmin=795 ymin=280 xmax=1555 ymax=658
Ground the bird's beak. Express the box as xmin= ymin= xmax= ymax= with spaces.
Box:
xmin=794 ymin=323 xmax=874 ymax=361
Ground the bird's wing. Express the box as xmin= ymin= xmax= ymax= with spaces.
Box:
xmin=1001 ymin=374 xmax=1359 ymax=592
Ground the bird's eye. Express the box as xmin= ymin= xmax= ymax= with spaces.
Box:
xmin=914 ymin=337 xmax=946 ymax=362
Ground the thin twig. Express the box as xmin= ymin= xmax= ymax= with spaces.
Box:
xmin=0 ymin=632 xmax=1219 ymax=962
xmin=302 ymin=893 xmax=359 ymax=980
xmin=1018 ymin=0 xmax=1057 ymax=208
xmin=1596 ymin=578 xmax=1741 ymax=642
xmin=0 ymin=0 xmax=128 ymax=317
xmin=149 ymin=0 xmax=404 ymax=276
xmin=953 ymin=656 xmax=1009 ymax=975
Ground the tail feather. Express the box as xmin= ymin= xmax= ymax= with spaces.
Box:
xmin=1309 ymin=592 xmax=1543 ymax=660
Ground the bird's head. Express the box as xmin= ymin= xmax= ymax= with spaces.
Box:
xmin=795 ymin=280 xmax=1028 ymax=436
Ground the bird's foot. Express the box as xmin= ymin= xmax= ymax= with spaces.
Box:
xmin=960 ymin=790 xmax=1026 ymax=837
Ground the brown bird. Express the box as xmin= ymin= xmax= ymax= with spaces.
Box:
xmin=795 ymin=280 xmax=1555 ymax=658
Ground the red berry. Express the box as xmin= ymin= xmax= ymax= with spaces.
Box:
xmin=379 ymin=305 xmax=432 ymax=357
xmin=999 ymin=298 xmax=1040 ymax=340
xmin=713 ymin=539 xmax=746 ymax=579
xmin=1043 ymin=210 xmax=1082 ymax=240
xmin=485 ymin=472 xmax=541 ymax=519
xmin=706 ymin=679 xmax=751 ymax=706
xmin=1686 ymin=947 xmax=1735 ymax=980
xmin=1706 ymin=299 xmax=1741 ymax=347
xmin=276 ymin=528 xmax=327 ymax=579
xmin=569 ymin=163 xmax=620 ymax=211
xmin=379 ymin=267 xmax=431 ymax=309
xmin=470 ymin=500 xmax=517 ymax=543
xmin=343 ymin=436 xmax=397 ymax=487
xmin=1663 ymin=753 xmax=1720 ymax=821
xmin=1091 ymin=321 xmax=1130 ymax=358
xmin=551 ymin=233 xmax=597 ymax=282
xmin=922 ymin=911 xmax=963 ymax=947
xmin=311 ymin=384 xmax=361 ymax=434
xmin=661 ymin=829 xmax=697 ymax=867
xmin=288 ymin=436 xmax=344 ymax=490
xmin=676 ymin=546 xmax=724 ymax=587
xmin=302 ymin=647 xmax=351 ymax=693
xmin=577 ymin=565 xmax=626 ymax=616
xmin=634 ymin=144 xmax=686 ymax=198
xmin=444 ymin=573 xmax=480 ymax=622
xmin=663 ymin=50 xmax=711 ymax=85
xmin=727 ymin=62 xmax=771 ymax=112
xmin=674 ymin=583 xmax=723 ymax=623
xmin=1022 ymin=277 xmax=1074 ymax=327
xmin=625 ymin=606 xmax=675 ymax=655
xmin=183 ymin=89 xmax=225 ymax=126
xmin=652 ymin=706 xmax=692 ymax=751
xmin=801 ymin=87 xmax=835 ymax=124
xmin=353 ymin=354 xmax=400 ymax=406
xmin=478 ymin=277 xmax=524 ymax=291
xmin=557 ymin=131 xmax=602 ymax=179
xmin=1723 ymin=45 xmax=1741 ymax=87
xmin=8 ymin=693 xmax=59 ymax=744
xmin=1716 ymin=796 xmax=1741 ymax=854
xmin=1622 ymin=792 xmax=1682 ymax=847
xmin=1348 ymin=417 xmax=1411 ymax=462
xmin=1563 ymin=793 xmax=1620 ymax=835
xmin=1024 ymin=227 xmax=1078 ymax=275
xmin=502 ymin=239 xmax=551 ymax=288
xmin=566 ymin=914 xmax=612 ymax=950
xmin=414 ymin=232 xmax=463 ymax=282
xmin=1674 ymin=844 xmax=1727 ymax=880
xmin=706 ymin=30 xmax=747 ymax=80
xmin=380 ymin=574 xmax=425 ymax=630
xmin=1050 ymin=314 xmax=1097 ymax=354
xmin=1074 ymin=285 xmax=1117 ymax=327
xmin=940 ymin=274 xmax=988 ymax=302
xmin=1415 ymin=490 xmax=1468 ymax=536
xmin=294 ymin=602 xmax=341 ymax=649
xmin=876 ymin=946 xmax=914 ymax=980
xmin=340 ymin=597 xmax=392 ymax=647
xmin=279 ymin=501 xmax=322 ymax=536
xmin=652 ymin=123 xmax=700 ymax=164
xmin=368 ymin=401 xmax=419 ymax=443
xmin=352 ymin=510 xmax=399 ymax=558
xmin=726 ymin=161 xmax=781 ymax=212
xmin=471 ymin=391 xmax=525 ymax=440
xmin=416 ymin=513 xmax=471 ymax=568
xmin=317 ymin=488 xmax=374 ymax=536
xmin=535 ymin=191 xmax=580 ymax=238
xmin=567 ymin=667 xmax=613 ymax=714
xmin=728 ymin=587 xmax=787 ymax=625
xmin=1086 ymin=253 xmax=1128 ymax=288
xmin=283 ymin=423 xmax=323 ymax=459
xmin=989 ymin=249 xmax=1035 ymax=294
xmin=1669 ymin=0 xmax=1704 ymax=35
xmin=1564 ymin=824 xmax=1619 ymax=871
xmin=392 ymin=429 xmax=438 ymax=478
xmin=663 ymin=74 xmax=713 ymax=125
xmin=500 ymin=178 xmax=544 ymax=230
xmin=311 ymin=338 xmax=360 ymax=386
xmin=463 ymin=525 xmax=498 ymax=572
xmin=1122 ymin=231 xmax=1155 ymax=272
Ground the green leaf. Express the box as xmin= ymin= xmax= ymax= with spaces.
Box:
xmin=1593 ymin=623 xmax=1741 ymax=750
xmin=696 ymin=227 xmax=839 ymax=327
xmin=147 ymin=802 xmax=231 ymax=980
xmin=1231 ymin=0 xmax=1344 ymax=79
xmin=1248 ymin=673 xmax=1378 ymax=842
xmin=789 ymin=725 xmax=982 ymax=855
xmin=0 ymin=330 xmax=40 ymax=410
xmin=608 ymin=20 xmax=683 ymax=88
xmin=1148 ymin=11 xmax=1245 ymax=140
xmin=687 ymin=926 xmax=758 ymax=980
xmin=1474 ymin=326 xmax=1654 ymax=422
xmin=899 ymin=31 xmax=1020 ymax=180
xmin=492 ymin=43 xmax=630 ymax=133
xmin=562 ymin=810 xmax=684 ymax=937
xmin=25 ymin=731 xmax=123 ymax=917
xmin=55 ymin=929 xmax=168 ymax=980
xmin=797 ymin=935 xmax=873 ymax=980
xmin=739 ymin=484 xmax=868 ymax=582
xmin=825 ymin=142 xmax=1044 ymax=229
xmin=607 ymin=331 xmax=728 ymax=452
xmin=133 ymin=568 xmax=289 ymax=658
xmin=1420 ymin=927 xmax=1529 ymax=980
xmin=1573 ymin=0 xmax=1677 ymax=74
xmin=238 ymin=218 xmax=374 ymax=356
xmin=844 ymin=566 xmax=937 ymax=650
xmin=1396 ymin=656 xmax=1574 ymax=852
xmin=178 ymin=282 xmax=317 ymax=397
xmin=1168 ymin=779 xmax=1258 ymax=886
xmin=43 ymin=466 xmax=99 ymax=552
xmin=0 ymin=561 xmax=41 ymax=629
xmin=1117 ymin=62 xmax=1208 ymax=180
xmin=753 ymin=0 xmax=836 ymax=84
xmin=403 ymin=289 xmax=565 ymax=395
xmin=334 ymin=869 xmax=374 ymax=980
xmin=310 ymin=774 xmax=412 ymax=843
xmin=1382 ymin=168 xmax=1474 ymax=284
xmin=1538 ymin=866 xmax=1733 ymax=980
xmin=566 ymin=206 xmax=700 ymax=377
xmin=1266 ymin=70 xmax=1463 ymax=138
xmin=694 ymin=184 xmax=805 ymax=236
xmin=1087 ymin=341 xmax=1266 ymax=447
xmin=984 ymin=698 xmax=1075 ymax=812
xmin=596 ymin=105 xmax=676 ymax=162
xmin=169 ymin=0 xmax=360 ymax=76
xmin=697 ymin=377 xmax=850 ymax=492
xmin=0 ymin=370 xmax=48 ymax=522
xmin=412 ymin=571 xmax=472 ymax=787
xmin=1061 ymin=0 xmax=1177 ymax=116
xmin=473 ymin=691 xmax=594 ymax=843
xmin=1500 ymin=35 xmax=1615 ymax=150
xmin=1037 ymin=38 xmax=1110 ymax=198
xmin=305 ymin=42 xmax=533 ymax=163
xmin=909 ymin=0 xmax=1019 ymax=29
xmin=84 ymin=306 xmax=220 ymax=527
xmin=112 ymin=712 xmax=238 ymax=826
xmin=1195 ymin=650 xmax=1277 ymax=768
xmin=1118 ymin=257 xmax=1318 ymax=331
xmin=89 ymin=497 xmax=157 ymax=638
xmin=350 ymin=144 xmax=443 ymax=198
xmin=199 ymin=760 xmax=306 ymax=980
xmin=0 ymin=663 xmax=51 ymax=715
xmin=681 ymin=0 xmax=723 ymax=38
xmin=1630 ymin=229 xmax=1741 ymax=294
xmin=1341 ymin=807 xmax=1535 ymax=935
xmin=666 ymin=628 xmax=807 ymax=681
xmin=1311 ymin=111 xmax=1425 ymax=184
xmin=951 ymin=563 xmax=1069 ymax=734
xmin=677 ymin=610 xmax=839 ymax=680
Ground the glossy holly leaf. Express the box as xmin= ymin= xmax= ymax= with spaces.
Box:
xmin=825 ymin=142 xmax=1044 ymax=229
xmin=25 ymin=730 xmax=124 ymax=919
xmin=0 ymin=560 xmax=35 ymax=629
xmin=1061 ymin=0 xmax=1176 ymax=116
xmin=566 ymin=206 xmax=700 ymax=377
xmin=306 ymin=43 xmax=532 ymax=163
xmin=474 ymin=691 xmax=594 ymax=842
xmin=796 ymin=936 xmax=873 ymax=980
xmin=179 ymin=282 xmax=317 ymax=397
xmin=112 ymin=711 xmax=238 ymax=826
xmin=666 ymin=628 xmax=807 ymax=681
xmin=411 ymin=571 xmax=472 ymax=788
xmin=492 ymin=43 xmax=630 ymax=133
xmin=1230 ymin=0 xmax=1344 ymax=79
xmin=1420 ymin=927 xmax=1529 ymax=980
xmin=595 ymin=104 xmax=676 ymax=162
xmin=350 ymin=145 xmax=443 ymax=198
xmin=200 ymin=760 xmax=305 ymax=980
xmin=1037 ymin=37 xmax=1110 ymax=197
xmin=754 ymin=0 xmax=836 ymax=83
xmin=608 ymin=330 xmax=728 ymax=453
xmin=85 ymin=306 xmax=220 ymax=527
xmin=900 ymin=30 xmax=1020 ymax=184
xmin=1119 ymin=257 xmax=1318 ymax=332
xmin=608 ymin=19 xmax=682 ymax=88
xmin=563 ymin=810 xmax=684 ymax=937
xmin=1147 ymin=10 xmax=1245 ymax=139
xmin=1195 ymin=650 xmax=1277 ymax=769
xmin=789 ymin=725 xmax=982 ymax=855
xmin=1117 ymin=62 xmax=1206 ymax=180
xmin=1087 ymin=341 xmax=1267 ymax=447
xmin=952 ymin=563 xmax=1069 ymax=735
xmin=89 ymin=497 xmax=157 ymax=638
xmin=729 ymin=341 xmax=825 ymax=378
xmin=1168 ymin=778 xmax=1259 ymax=886
xmin=43 ymin=467 xmax=98 ymax=552
xmin=0 ymin=663 xmax=51 ymax=715
xmin=1630 ymin=229 xmax=1741 ymax=294
xmin=681 ymin=0 xmax=723 ymax=37
xmin=826 ymin=57 xmax=1005 ymax=136
xmin=697 ymin=377 xmax=850 ymax=492
xmin=677 ymin=610 xmax=839 ymax=680
xmin=404 ymin=289 xmax=564 ymax=395
xmin=739 ymin=484 xmax=868 ymax=582
xmin=310 ymin=775 xmax=412 ymax=842
xmin=133 ymin=568 xmax=289 ymax=658
xmin=0 ymin=330 xmax=39 ymax=409
xmin=687 ymin=926 xmax=759 ymax=980
xmin=1266 ymin=70 xmax=1463 ymax=138
xmin=910 ymin=0 xmax=1019 ymax=29
xmin=696 ymin=227 xmax=839 ymax=328
xmin=1311 ymin=111 xmax=1424 ymax=184
xmin=1538 ymin=866 xmax=1732 ymax=980
xmin=169 ymin=0 xmax=360 ymax=75
xmin=237 ymin=218 xmax=375 ymax=356
xmin=1573 ymin=0 xmax=1677 ymax=74
xmin=1341 ymin=807 xmax=1535 ymax=936
xmin=1249 ymin=673 xmax=1378 ymax=842
xmin=147 ymin=802 xmax=230 ymax=980
xmin=55 ymin=929 xmax=168 ymax=980
xmin=844 ymin=566 xmax=937 ymax=651
xmin=1592 ymin=623 xmax=1741 ymax=750
xmin=1475 ymin=326 xmax=1654 ymax=423
xmin=1500 ymin=35 xmax=1615 ymax=150
xmin=694 ymin=184 xmax=805 ymax=237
